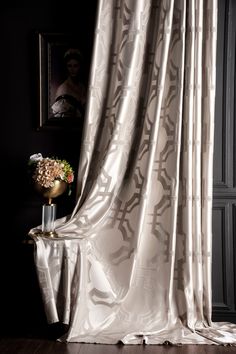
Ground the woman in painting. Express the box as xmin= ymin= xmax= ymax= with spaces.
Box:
xmin=51 ymin=48 xmax=87 ymax=118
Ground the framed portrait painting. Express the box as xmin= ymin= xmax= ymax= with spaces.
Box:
xmin=37 ymin=32 xmax=89 ymax=130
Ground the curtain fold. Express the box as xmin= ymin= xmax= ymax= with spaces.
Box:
xmin=32 ymin=0 xmax=236 ymax=345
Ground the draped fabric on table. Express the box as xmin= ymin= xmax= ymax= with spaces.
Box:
xmin=32 ymin=0 xmax=236 ymax=345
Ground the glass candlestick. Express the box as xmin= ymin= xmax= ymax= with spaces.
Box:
xmin=42 ymin=203 xmax=57 ymax=237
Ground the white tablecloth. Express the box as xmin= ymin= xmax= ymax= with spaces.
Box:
xmin=33 ymin=236 xmax=84 ymax=325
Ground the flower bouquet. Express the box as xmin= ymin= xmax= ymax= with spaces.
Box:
xmin=29 ymin=153 xmax=74 ymax=198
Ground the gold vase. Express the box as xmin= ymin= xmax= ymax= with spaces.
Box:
xmin=35 ymin=180 xmax=68 ymax=204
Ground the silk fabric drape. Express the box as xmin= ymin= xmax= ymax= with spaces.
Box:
xmin=32 ymin=0 xmax=236 ymax=345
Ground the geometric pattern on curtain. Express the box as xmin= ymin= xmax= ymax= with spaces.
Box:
xmin=32 ymin=0 xmax=236 ymax=344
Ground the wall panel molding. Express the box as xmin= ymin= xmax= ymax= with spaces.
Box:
xmin=212 ymin=203 xmax=234 ymax=313
xmin=214 ymin=0 xmax=236 ymax=190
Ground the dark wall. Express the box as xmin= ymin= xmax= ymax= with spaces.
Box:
xmin=0 ymin=4 xmax=97 ymax=336
xmin=0 ymin=5 xmax=97 ymax=237
xmin=212 ymin=0 xmax=236 ymax=323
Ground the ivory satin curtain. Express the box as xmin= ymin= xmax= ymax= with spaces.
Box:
xmin=32 ymin=0 xmax=236 ymax=345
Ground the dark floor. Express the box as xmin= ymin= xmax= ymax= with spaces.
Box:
xmin=0 ymin=336 xmax=235 ymax=354
xmin=0 ymin=322 xmax=235 ymax=354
